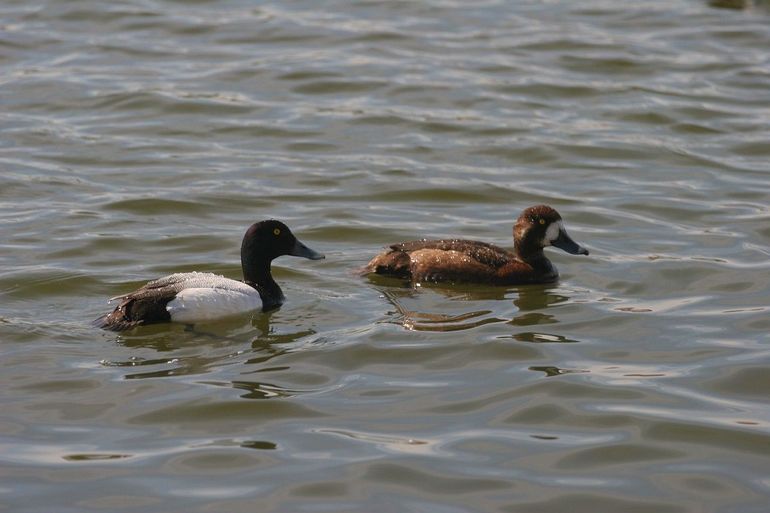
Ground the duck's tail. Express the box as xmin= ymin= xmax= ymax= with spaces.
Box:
xmin=92 ymin=307 xmax=142 ymax=332
xmin=362 ymin=249 xmax=412 ymax=279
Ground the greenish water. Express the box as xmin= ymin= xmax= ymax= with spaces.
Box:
xmin=2 ymin=1 xmax=770 ymax=512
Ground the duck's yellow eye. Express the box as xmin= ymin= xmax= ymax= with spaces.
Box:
xmin=273 ymin=228 xmax=281 ymax=236
xmin=539 ymin=219 xmax=546 ymax=225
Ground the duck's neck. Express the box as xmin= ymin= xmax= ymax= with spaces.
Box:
xmin=514 ymin=227 xmax=545 ymax=263
xmin=515 ymin=246 xmax=546 ymax=267
xmin=243 ymin=258 xmax=285 ymax=311
xmin=514 ymin=244 xmax=544 ymax=263
xmin=514 ymin=245 xmax=557 ymax=278
xmin=512 ymin=225 xmax=558 ymax=280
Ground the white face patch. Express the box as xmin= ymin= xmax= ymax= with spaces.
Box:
xmin=543 ymin=221 xmax=563 ymax=246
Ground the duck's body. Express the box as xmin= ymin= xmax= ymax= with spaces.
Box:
xmin=94 ymin=220 xmax=324 ymax=331
xmin=363 ymin=205 xmax=588 ymax=285
xmin=370 ymin=239 xmax=559 ymax=285
xmin=99 ymin=272 xmax=264 ymax=330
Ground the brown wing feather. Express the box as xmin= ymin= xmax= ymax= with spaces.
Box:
xmin=389 ymin=239 xmax=514 ymax=269
xmin=407 ymin=249 xmax=498 ymax=283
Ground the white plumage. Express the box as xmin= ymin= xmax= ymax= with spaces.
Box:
xmin=158 ymin=272 xmax=262 ymax=322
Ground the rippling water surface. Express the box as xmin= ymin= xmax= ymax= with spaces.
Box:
xmin=2 ymin=1 xmax=770 ymax=511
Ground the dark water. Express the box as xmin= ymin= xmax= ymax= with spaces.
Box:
xmin=2 ymin=1 xmax=770 ymax=512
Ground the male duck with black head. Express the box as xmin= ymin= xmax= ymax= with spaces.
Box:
xmin=94 ymin=220 xmax=324 ymax=331
xmin=363 ymin=205 xmax=588 ymax=285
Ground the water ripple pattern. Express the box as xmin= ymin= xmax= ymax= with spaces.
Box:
xmin=1 ymin=1 xmax=769 ymax=512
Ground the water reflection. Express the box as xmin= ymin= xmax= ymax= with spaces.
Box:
xmin=529 ymin=365 xmax=589 ymax=377
xmin=239 ymin=440 xmax=277 ymax=450
xmin=371 ymin=281 xmax=573 ymax=333
xmin=231 ymin=380 xmax=303 ymax=400
xmin=513 ymin=332 xmax=580 ymax=343
xmin=101 ymin=310 xmax=318 ymax=380
xmin=62 ymin=453 xmax=132 ymax=462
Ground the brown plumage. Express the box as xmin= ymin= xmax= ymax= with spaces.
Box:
xmin=363 ymin=205 xmax=588 ymax=285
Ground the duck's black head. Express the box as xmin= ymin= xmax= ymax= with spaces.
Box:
xmin=513 ymin=205 xmax=589 ymax=260
xmin=238 ymin=220 xmax=324 ymax=311
xmin=241 ymin=220 xmax=324 ymax=281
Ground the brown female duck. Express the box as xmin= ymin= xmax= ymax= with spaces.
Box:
xmin=363 ymin=205 xmax=588 ymax=285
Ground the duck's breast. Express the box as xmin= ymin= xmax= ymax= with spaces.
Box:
xmin=163 ymin=273 xmax=262 ymax=322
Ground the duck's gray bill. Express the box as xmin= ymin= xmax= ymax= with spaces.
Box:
xmin=552 ymin=229 xmax=589 ymax=256
xmin=290 ymin=239 xmax=325 ymax=260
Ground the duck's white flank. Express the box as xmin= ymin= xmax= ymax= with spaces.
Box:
xmin=161 ymin=272 xmax=262 ymax=322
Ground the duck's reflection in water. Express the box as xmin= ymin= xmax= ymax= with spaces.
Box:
xmin=104 ymin=310 xmax=317 ymax=380
xmin=371 ymin=278 xmax=572 ymax=335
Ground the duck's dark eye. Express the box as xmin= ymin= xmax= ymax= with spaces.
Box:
xmin=273 ymin=228 xmax=281 ymax=236
xmin=539 ymin=218 xmax=546 ymax=225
